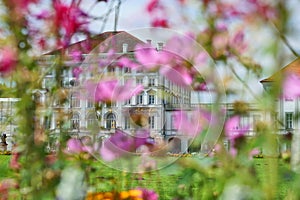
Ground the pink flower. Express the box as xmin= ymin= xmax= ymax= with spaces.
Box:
xmin=138 ymin=188 xmax=159 ymax=200
xmin=229 ymin=30 xmax=247 ymax=54
xmin=151 ymin=18 xmax=169 ymax=28
xmin=66 ymin=138 xmax=98 ymax=155
xmin=173 ymin=109 xmax=211 ymax=137
xmin=134 ymin=34 xmax=207 ymax=88
xmin=282 ymin=74 xmax=300 ymax=99
xmin=100 ymin=129 xmax=153 ymax=161
xmin=0 ymin=47 xmax=17 ymax=75
xmin=117 ymin=57 xmax=140 ymax=69
xmin=70 ymin=50 xmax=82 ymax=62
xmin=66 ymin=138 xmax=83 ymax=154
xmin=10 ymin=152 xmax=21 ymax=170
xmin=225 ymin=115 xmax=248 ymax=141
xmin=160 ymin=64 xmax=193 ymax=87
xmin=72 ymin=67 xmax=83 ymax=79
xmin=146 ymin=0 xmax=160 ymax=13
xmin=134 ymin=44 xmax=172 ymax=70
xmin=53 ymin=1 xmax=88 ymax=46
xmin=84 ymin=79 xmax=144 ymax=103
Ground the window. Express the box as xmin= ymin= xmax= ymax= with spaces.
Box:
xmin=124 ymin=67 xmax=131 ymax=73
xmin=87 ymin=100 xmax=94 ymax=108
xmin=149 ymin=78 xmax=155 ymax=86
xmin=71 ymin=93 xmax=80 ymax=107
xmin=137 ymin=94 xmax=143 ymax=104
xmin=285 ymin=112 xmax=293 ymax=129
xmin=125 ymin=117 xmax=130 ymax=129
xmin=44 ymin=116 xmax=51 ymax=130
xmin=136 ymin=78 xmax=143 ymax=85
xmin=148 ymin=94 xmax=155 ymax=105
xmin=125 ymin=98 xmax=131 ymax=105
xmin=71 ymin=113 xmax=80 ymax=129
xmin=148 ymin=116 xmax=155 ymax=129
xmin=87 ymin=113 xmax=97 ymax=128
xmin=107 ymin=66 xmax=115 ymax=73
xmin=106 ymin=113 xmax=116 ymax=129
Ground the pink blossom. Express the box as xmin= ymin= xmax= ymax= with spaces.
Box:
xmin=66 ymin=138 xmax=83 ymax=154
xmin=134 ymin=35 xmax=207 ymax=88
xmin=72 ymin=67 xmax=83 ymax=79
xmin=138 ymin=188 xmax=159 ymax=200
xmin=70 ymin=50 xmax=82 ymax=62
xmin=134 ymin=44 xmax=172 ymax=70
xmin=10 ymin=152 xmax=21 ymax=170
xmin=117 ymin=57 xmax=140 ymax=69
xmin=146 ymin=0 xmax=160 ymax=13
xmin=100 ymin=129 xmax=153 ymax=161
xmin=159 ymin=64 xmax=193 ymax=87
xmin=225 ymin=115 xmax=248 ymax=141
xmin=229 ymin=30 xmax=247 ymax=54
xmin=212 ymin=32 xmax=229 ymax=52
xmin=66 ymin=138 xmax=98 ymax=155
xmin=151 ymin=18 xmax=169 ymax=28
xmin=173 ymin=109 xmax=211 ymax=137
xmin=0 ymin=47 xmax=17 ymax=75
xmin=34 ymin=10 xmax=51 ymax=20
xmin=282 ymin=74 xmax=300 ymax=99
xmin=84 ymin=79 xmax=144 ymax=103
xmin=53 ymin=1 xmax=88 ymax=46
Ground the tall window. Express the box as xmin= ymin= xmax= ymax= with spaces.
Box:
xmin=87 ymin=100 xmax=94 ymax=108
xmin=125 ymin=98 xmax=131 ymax=105
xmin=285 ymin=112 xmax=293 ymax=129
xmin=124 ymin=67 xmax=131 ymax=73
xmin=148 ymin=116 xmax=155 ymax=129
xmin=136 ymin=78 xmax=143 ymax=85
xmin=106 ymin=113 xmax=116 ymax=129
xmin=87 ymin=113 xmax=97 ymax=128
xmin=137 ymin=94 xmax=143 ymax=104
xmin=125 ymin=117 xmax=130 ymax=129
xmin=71 ymin=113 xmax=80 ymax=129
xmin=148 ymin=94 xmax=155 ymax=105
xmin=149 ymin=78 xmax=155 ymax=86
xmin=44 ymin=116 xmax=51 ymax=130
xmin=71 ymin=93 xmax=80 ymax=107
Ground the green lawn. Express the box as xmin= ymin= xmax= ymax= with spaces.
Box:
xmin=0 ymin=155 xmax=13 ymax=179
xmin=0 ymin=156 xmax=294 ymax=199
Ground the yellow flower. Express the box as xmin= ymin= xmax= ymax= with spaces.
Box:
xmin=86 ymin=192 xmax=104 ymax=200
xmin=120 ymin=191 xmax=129 ymax=199
xmin=128 ymin=189 xmax=142 ymax=197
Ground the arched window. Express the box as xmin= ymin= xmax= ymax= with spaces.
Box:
xmin=71 ymin=113 xmax=80 ymax=129
xmin=87 ymin=113 xmax=97 ymax=128
xmin=106 ymin=113 xmax=116 ymax=129
xmin=71 ymin=93 xmax=80 ymax=108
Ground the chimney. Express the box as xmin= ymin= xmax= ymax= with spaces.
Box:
xmin=122 ymin=43 xmax=128 ymax=53
xmin=157 ymin=42 xmax=164 ymax=51
xmin=146 ymin=39 xmax=152 ymax=45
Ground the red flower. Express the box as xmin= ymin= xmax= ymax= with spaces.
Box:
xmin=0 ymin=47 xmax=17 ymax=75
xmin=53 ymin=1 xmax=88 ymax=46
xmin=151 ymin=18 xmax=169 ymax=28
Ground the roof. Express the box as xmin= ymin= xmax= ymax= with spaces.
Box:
xmin=260 ymin=57 xmax=300 ymax=83
xmin=45 ymin=31 xmax=145 ymax=55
